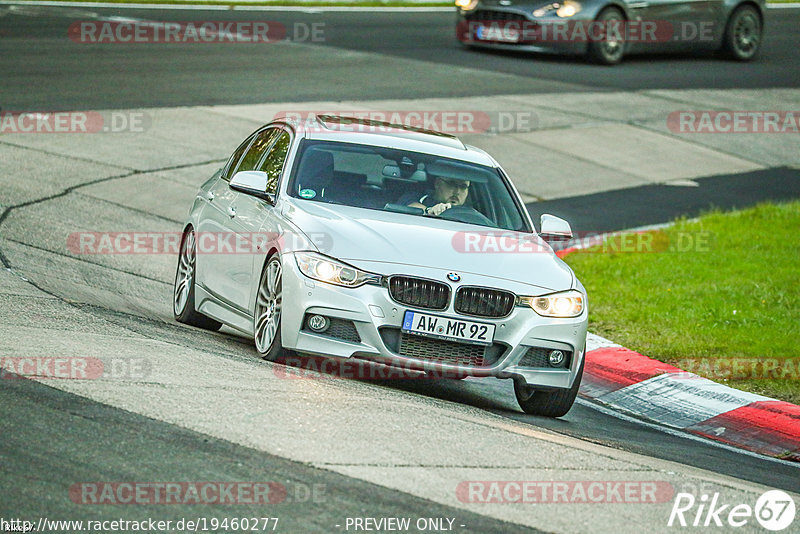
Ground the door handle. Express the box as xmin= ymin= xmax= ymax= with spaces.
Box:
xmin=204 ymin=190 xmax=215 ymax=202
xmin=227 ymin=206 xmax=236 ymax=218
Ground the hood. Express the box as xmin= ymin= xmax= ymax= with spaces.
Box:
xmin=282 ymin=200 xmax=574 ymax=293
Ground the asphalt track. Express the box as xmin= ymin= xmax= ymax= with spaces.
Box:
xmin=0 ymin=6 xmax=799 ymax=110
xmin=0 ymin=377 xmax=539 ymax=533
xmin=528 ymin=167 xmax=800 ymax=233
xmin=2 ymin=4 xmax=800 ymax=532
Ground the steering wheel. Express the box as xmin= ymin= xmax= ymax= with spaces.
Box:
xmin=437 ymin=205 xmax=494 ymax=226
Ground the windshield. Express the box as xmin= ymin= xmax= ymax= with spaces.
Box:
xmin=287 ymin=140 xmax=530 ymax=232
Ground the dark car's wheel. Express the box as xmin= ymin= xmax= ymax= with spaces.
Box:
xmin=514 ymin=357 xmax=584 ymax=417
xmin=722 ymin=5 xmax=762 ymax=61
xmin=586 ymin=7 xmax=626 ymax=65
xmin=174 ymin=228 xmax=223 ymax=331
xmin=254 ymin=256 xmax=289 ymax=362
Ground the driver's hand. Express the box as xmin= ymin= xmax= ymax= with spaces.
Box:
xmin=426 ymin=203 xmax=451 ymax=216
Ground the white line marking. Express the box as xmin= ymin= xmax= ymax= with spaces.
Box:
xmin=576 ymin=397 xmax=800 ymax=468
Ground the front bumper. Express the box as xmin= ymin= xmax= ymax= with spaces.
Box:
xmin=457 ymin=8 xmax=590 ymax=56
xmin=280 ymin=253 xmax=587 ymax=389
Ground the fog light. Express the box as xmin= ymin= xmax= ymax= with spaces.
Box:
xmin=307 ymin=315 xmax=330 ymax=333
xmin=548 ymin=350 xmax=565 ymax=367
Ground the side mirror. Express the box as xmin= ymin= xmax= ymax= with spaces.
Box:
xmin=539 ymin=214 xmax=572 ymax=241
xmin=230 ymin=171 xmax=275 ymax=204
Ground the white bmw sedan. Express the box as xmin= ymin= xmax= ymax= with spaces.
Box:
xmin=174 ymin=115 xmax=588 ymax=417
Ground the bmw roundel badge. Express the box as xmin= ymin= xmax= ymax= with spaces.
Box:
xmin=447 ymin=272 xmax=461 ymax=282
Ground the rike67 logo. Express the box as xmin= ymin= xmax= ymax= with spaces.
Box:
xmin=668 ymin=490 xmax=796 ymax=530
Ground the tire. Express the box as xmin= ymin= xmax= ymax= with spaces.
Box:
xmin=721 ymin=5 xmax=762 ymax=61
xmin=173 ymin=228 xmax=223 ymax=331
xmin=514 ymin=357 xmax=584 ymax=417
xmin=586 ymin=8 xmax=626 ymax=65
xmin=254 ymin=255 xmax=289 ymax=362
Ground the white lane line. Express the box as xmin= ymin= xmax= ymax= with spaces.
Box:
xmin=0 ymin=1 xmax=454 ymax=12
xmin=575 ymin=397 xmax=800 ymax=469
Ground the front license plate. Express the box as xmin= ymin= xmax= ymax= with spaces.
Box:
xmin=402 ymin=311 xmax=495 ymax=346
xmin=476 ymin=24 xmax=520 ymax=43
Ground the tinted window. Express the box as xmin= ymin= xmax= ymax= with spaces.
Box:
xmin=224 ymin=133 xmax=256 ymax=181
xmin=287 ymin=140 xmax=529 ymax=232
xmin=259 ymin=131 xmax=291 ymax=195
xmin=236 ymin=128 xmax=280 ymax=175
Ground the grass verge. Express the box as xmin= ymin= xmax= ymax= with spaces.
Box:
xmin=564 ymin=201 xmax=800 ymax=405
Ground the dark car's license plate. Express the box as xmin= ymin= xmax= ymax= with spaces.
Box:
xmin=402 ymin=310 xmax=495 ymax=345
xmin=476 ymin=24 xmax=520 ymax=43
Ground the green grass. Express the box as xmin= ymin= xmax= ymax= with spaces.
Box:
xmin=564 ymin=201 xmax=800 ymax=405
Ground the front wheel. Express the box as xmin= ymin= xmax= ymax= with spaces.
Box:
xmin=173 ymin=228 xmax=222 ymax=331
xmin=254 ymin=256 xmax=289 ymax=362
xmin=514 ymin=357 xmax=584 ymax=417
xmin=586 ymin=8 xmax=626 ymax=65
xmin=722 ymin=5 xmax=762 ymax=61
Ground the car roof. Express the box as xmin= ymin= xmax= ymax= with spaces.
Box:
xmin=274 ymin=115 xmax=497 ymax=167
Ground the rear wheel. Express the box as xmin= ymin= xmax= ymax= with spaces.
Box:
xmin=722 ymin=5 xmax=762 ymax=61
xmin=514 ymin=357 xmax=584 ymax=417
xmin=586 ymin=8 xmax=626 ymax=65
xmin=254 ymin=256 xmax=289 ymax=362
xmin=173 ymin=228 xmax=222 ymax=331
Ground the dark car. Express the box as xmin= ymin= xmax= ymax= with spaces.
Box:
xmin=455 ymin=0 xmax=765 ymax=64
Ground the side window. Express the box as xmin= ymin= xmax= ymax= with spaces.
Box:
xmin=258 ymin=132 xmax=291 ymax=195
xmin=223 ymin=133 xmax=256 ymax=181
xmin=236 ymin=128 xmax=280 ymax=175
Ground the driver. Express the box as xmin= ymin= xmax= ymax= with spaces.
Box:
xmin=404 ymin=177 xmax=470 ymax=216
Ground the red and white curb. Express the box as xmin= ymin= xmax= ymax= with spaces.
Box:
xmin=581 ymin=333 xmax=800 ymax=462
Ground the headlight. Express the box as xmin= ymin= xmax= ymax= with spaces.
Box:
xmin=556 ymin=1 xmax=581 ymax=17
xmin=533 ymin=1 xmax=582 ymax=18
xmin=294 ymin=252 xmax=381 ymax=288
xmin=518 ymin=290 xmax=585 ymax=318
xmin=455 ymin=0 xmax=479 ymax=11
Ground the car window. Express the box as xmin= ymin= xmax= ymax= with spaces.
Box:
xmin=258 ymin=131 xmax=291 ymax=195
xmin=223 ymin=133 xmax=257 ymax=181
xmin=233 ymin=128 xmax=280 ymax=176
xmin=287 ymin=140 xmax=530 ymax=232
